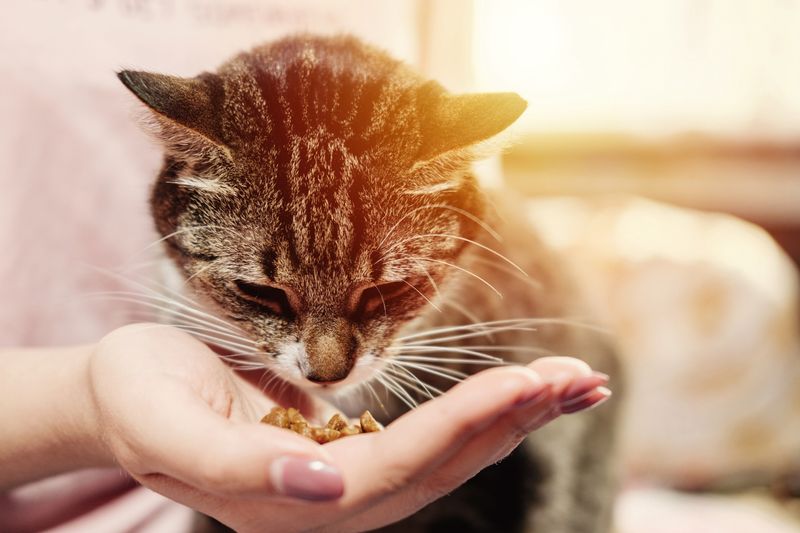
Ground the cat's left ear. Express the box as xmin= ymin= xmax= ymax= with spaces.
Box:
xmin=117 ymin=70 xmax=229 ymax=159
xmin=417 ymin=84 xmax=527 ymax=161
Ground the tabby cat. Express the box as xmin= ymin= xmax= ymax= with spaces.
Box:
xmin=118 ymin=34 xmax=620 ymax=532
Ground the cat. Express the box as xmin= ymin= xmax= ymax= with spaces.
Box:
xmin=118 ymin=34 xmax=621 ymax=532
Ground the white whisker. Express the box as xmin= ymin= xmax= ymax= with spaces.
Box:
xmin=85 ymin=291 xmax=244 ymax=337
xmin=470 ymin=255 xmax=542 ymax=290
xmin=385 ymin=361 xmax=440 ymax=398
xmin=376 ymin=204 xmax=500 ymax=252
xmin=393 ymin=356 xmax=511 ymax=366
xmin=134 ymin=225 xmax=226 ymax=257
xmin=399 ymin=279 xmax=441 ymax=312
xmin=383 ymin=367 xmax=438 ymax=399
xmin=123 ymin=310 xmax=252 ymax=353
xmin=411 ymin=256 xmax=503 ymax=298
xmin=364 ymin=379 xmax=389 ymax=415
xmin=397 ymin=318 xmax=536 ymax=341
xmin=123 ymin=322 xmax=259 ymax=355
xmin=376 ymin=373 xmax=417 ymax=410
xmin=82 ymin=264 xmax=237 ymax=326
xmin=414 ymin=260 xmax=442 ymax=299
xmin=389 ymin=361 xmax=466 ymax=383
xmin=397 ymin=317 xmax=607 ymax=343
xmin=382 ymin=234 xmax=527 ymax=278
xmin=396 ymin=345 xmax=556 ymax=356
xmin=169 ymin=328 xmax=259 ymax=353
xmin=371 ymin=282 xmax=388 ymax=317
xmin=183 ymin=262 xmax=216 ymax=285
xmin=394 ymin=345 xmax=504 ymax=362
xmin=93 ymin=297 xmax=245 ymax=347
xmin=161 ymin=321 xmax=257 ymax=347
xmin=440 ymin=301 xmax=483 ymax=328
xmin=403 ymin=328 xmax=539 ymax=346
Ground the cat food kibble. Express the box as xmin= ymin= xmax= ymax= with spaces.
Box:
xmin=260 ymin=406 xmax=381 ymax=443
xmin=325 ymin=413 xmax=348 ymax=431
xmin=359 ymin=410 xmax=381 ymax=433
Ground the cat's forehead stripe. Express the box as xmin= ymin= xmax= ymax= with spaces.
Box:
xmin=175 ymin=38 xmax=476 ymax=284
xmin=229 ymin=39 xmax=421 ymax=156
xmin=223 ymin=48 xmax=416 ymax=272
xmin=286 ymin=133 xmax=357 ymax=267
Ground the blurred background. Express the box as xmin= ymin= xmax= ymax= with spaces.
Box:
xmin=1 ymin=1 xmax=799 ymax=531
xmin=469 ymin=0 xmax=800 ymax=263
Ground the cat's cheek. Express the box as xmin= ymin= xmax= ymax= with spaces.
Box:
xmin=270 ymin=341 xmax=306 ymax=380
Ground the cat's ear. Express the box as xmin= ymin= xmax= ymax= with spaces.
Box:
xmin=117 ymin=70 xmax=230 ymax=159
xmin=417 ymin=85 xmax=527 ymax=161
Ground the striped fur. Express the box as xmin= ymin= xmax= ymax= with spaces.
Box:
xmin=119 ymin=34 xmax=618 ymax=532
xmin=119 ymin=35 xmax=523 ymax=383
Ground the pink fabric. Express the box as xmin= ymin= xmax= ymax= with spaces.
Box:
xmin=0 ymin=470 xmax=183 ymax=533
xmin=0 ymin=2 xmax=419 ymax=531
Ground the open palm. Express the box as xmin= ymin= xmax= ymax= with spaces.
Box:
xmin=89 ymin=324 xmax=607 ymax=532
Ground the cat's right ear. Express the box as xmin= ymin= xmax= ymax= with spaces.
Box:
xmin=117 ymin=70 xmax=230 ymax=160
xmin=416 ymin=82 xmax=527 ymax=161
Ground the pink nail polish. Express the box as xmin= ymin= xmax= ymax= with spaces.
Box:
xmin=270 ymin=458 xmax=344 ymax=501
xmin=559 ymin=372 xmax=609 ymax=404
xmin=561 ymin=387 xmax=612 ymax=414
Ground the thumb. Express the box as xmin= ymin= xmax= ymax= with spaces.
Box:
xmin=130 ymin=385 xmax=344 ymax=501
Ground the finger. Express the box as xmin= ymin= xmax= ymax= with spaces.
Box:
xmin=335 ymin=358 xmax=610 ymax=531
xmin=124 ymin=382 xmax=344 ymax=501
xmin=323 ymin=365 xmax=545 ymax=508
xmin=452 ymin=374 xmax=611 ymax=473
xmin=528 ymin=356 xmax=593 ymax=392
xmin=427 ymin=358 xmax=611 ymax=485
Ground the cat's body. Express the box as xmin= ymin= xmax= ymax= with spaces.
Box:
xmin=120 ymin=35 xmax=620 ymax=532
xmin=376 ymin=195 xmax=621 ymax=532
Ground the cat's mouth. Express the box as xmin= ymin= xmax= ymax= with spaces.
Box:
xmin=270 ymin=343 xmax=383 ymax=395
xmin=212 ymin=341 xmax=381 ymax=398
xmin=303 ymin=360 xmax=379 ymax=394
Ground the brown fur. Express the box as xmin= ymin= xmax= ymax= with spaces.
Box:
xmin=119 ymin=34 xmax=620 ymax=532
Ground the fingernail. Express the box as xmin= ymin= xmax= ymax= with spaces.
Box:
xmin=559 ymin=372 xmax=609 ymax=405
xmin=561 ymin=386 xmax=612 ymax=414
xmin=514 ymin=382 xmax=552 ymax=408
xmin=270 ymin=458 xmax=344 ymax=501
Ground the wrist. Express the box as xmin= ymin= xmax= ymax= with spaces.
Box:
xmin=0 ymin=344 xmax=114 ymax=490
xmin=65 ymin=344 xmax=116 ymax=470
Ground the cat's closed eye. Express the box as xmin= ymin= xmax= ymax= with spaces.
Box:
xmin=353 ymin=280 xmax=420 ymax=318
xmin=235 ymin=280 xmax=295 ymax=318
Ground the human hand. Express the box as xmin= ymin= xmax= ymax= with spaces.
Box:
xmin=88 ymin=324 xmax=609 ymax=532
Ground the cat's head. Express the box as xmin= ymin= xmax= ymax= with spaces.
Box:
xmin=119 ymin=35 xmax=525 ymax=392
